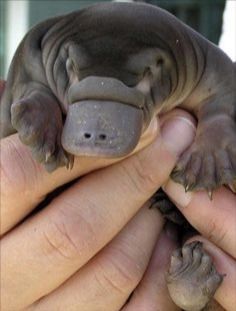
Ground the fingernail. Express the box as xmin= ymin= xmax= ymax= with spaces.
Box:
xmin=161 ymin=116 xmax=196 ymax=157
xmin=163 ymin=180 xmax=193 ymax=208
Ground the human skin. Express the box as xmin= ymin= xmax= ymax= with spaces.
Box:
xmin=0 ymin=81 xmax=235 ymax=310
xmin=164 ymin=182 xmax=236 ymax=311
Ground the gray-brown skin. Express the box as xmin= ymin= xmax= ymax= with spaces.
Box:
xmin=0 ymin=2 xmax=235 ymax=310
xmin=167 ymin=241 xmax=224 ymax=311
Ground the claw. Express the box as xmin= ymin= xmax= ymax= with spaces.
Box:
xmin=69 ymin=155 xmax=74 ymax=170
xmin=171 ymin=168 xmax=181 ymax=179
xmin=45 ymin=151 xmax=52 ymax=163
xmin=207 ymin=189 xmax=213 ymax=200
xmin=66 ymin=158 xmax=70 ymax=170
xmin=185 ymin=184 xmax=191 ymax=193
xmin=63 ymin=154 xmax=70 ymax=169
xmin=230 ymin=180 xmax=236 ymax=193
xmin=183 ymin=180 xmax=189 ymax=193
xmin=65 ymin=154 xmax=74 ymax=170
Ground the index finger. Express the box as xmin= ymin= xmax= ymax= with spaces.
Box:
xmin=0 ymin=117 xmax=158 ymax=235
xmin=1 ymin=114 xmax=195 ymax=309
xmin=164 ymin=181 xmax=236 ymax=258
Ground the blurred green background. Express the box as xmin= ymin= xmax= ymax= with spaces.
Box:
xmin=0 ymin=0 xmax=225 ymax=78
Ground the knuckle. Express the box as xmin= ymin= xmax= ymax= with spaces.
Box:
xmin=41 ymin=219 xmax=80 ymax=261
xmin=41 ymin=206 xmax=97 ymax=261
xmin=206 ymin=219 xmax=228 ymax=247
xmin=95 ymin=247 xmax=143 ymax=295
xmin=0 ymin=139 xmax=23 ymax=194
xmin=0 ymin=137 xmax=39 ymax=196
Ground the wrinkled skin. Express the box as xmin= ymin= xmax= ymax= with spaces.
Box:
xmin=0 ymin=2 xmax=235 ymax=310
xmin=167 ymin=241 xmax=224 ymax=311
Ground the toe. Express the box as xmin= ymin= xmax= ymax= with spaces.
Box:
xmin=206 ymin=272 xmax=224 ymax=295
xmin=184 ymin=152 xmax=202 ymax=191
xmin=171 ymin=151 xmax=192 ymax=186
xmin=181 ymin=243 xmax=194 ymax=267
xmin=200 ymin=154 xmax=217 ymax=191
xmin=198 ymin=253 xmax=213 ymax=277
xmin=214 ymin=150 xmax=233 ymax=186
xmin=192 ymin=242 xmax=203 ymax=267
xmin=168 ymin=248 xmax=183 ymax=276
xmin=228 ymin=145 xmax=236 ymax=173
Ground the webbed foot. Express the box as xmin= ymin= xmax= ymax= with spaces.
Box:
xmin=150 ymin=189 xmax=187 ymax=225
xmin=11 ymin=92 xmax=74 ymax=171
xmin=171 ymin=117 xmax=236 ymax=196
xmin=167 ymin=241 xmax=224 ymax=311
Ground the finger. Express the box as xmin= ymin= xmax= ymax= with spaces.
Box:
xmin=186 ymin=236 xmax=236 ymax=311
xmin=1 ymin=112 xmax=195 ymax=310
xmin=122 ymin=222 xmax=181 ymax=311
xmin=164 ymin=182 xmax=236 ymax=258
xmin=29 ymin=205 xmax=164 ymax=311
xmin=1 ymin=117 xmax=158 ymax=235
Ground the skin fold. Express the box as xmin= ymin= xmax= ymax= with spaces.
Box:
xmin=0 ymin=2 xmax=235 ymax=310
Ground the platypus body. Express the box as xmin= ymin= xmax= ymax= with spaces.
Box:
xmin=1 ymin=3 xmax=235 ymax=310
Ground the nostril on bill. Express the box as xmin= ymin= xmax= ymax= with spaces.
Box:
xmin=99 ymin=134 xmax=107 ymax=141
xmin=83 ymin=132 xmax=107 ymax=142
xmin=61 ymin=100 xmax=143 ymax=157
xmin=84 ymin=132 xmax=92 ymax=139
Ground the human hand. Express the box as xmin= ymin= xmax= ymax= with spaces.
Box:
xmin=164 ymin=179 xmax=236 ymax=310
xmin=0 ymin=79 xmax=196 ymax=310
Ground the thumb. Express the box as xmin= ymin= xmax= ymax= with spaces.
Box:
xmin=160 ymin=109 xmax=196 ymax=158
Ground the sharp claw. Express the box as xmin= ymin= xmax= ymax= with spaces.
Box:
xmin=66 ymin=157 xmax=70 ymax=169
xmin=45 ymin=151 xmax=51 ymax=163
xmin=65 ymin=154 xmax=74 ymax=170
xmin=69 ymin=155 xmax=74 ymax=170
xmin=228 ymin=183 xmax=236 ymax=193
xmin=185 ymin=184 xmax=189 ymax=192
xmin=207 ymin=189 xmax=213 ymax=200
xmin=183 ymin=180 xmax=189 ymax=192
xmin=171 ymin=169 xmax=180 ymax=178
xmin=61 ymin=153 xmax=69 ymax=169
